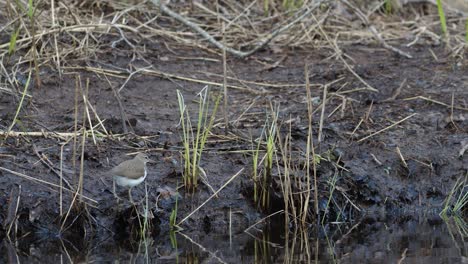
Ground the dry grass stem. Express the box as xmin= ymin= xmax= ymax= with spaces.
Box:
xmin=358 ymin=113 xmax=417 ymax=143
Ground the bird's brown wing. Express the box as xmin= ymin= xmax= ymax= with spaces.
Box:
xmin=111 ymin=160 xmax=145 ymax=179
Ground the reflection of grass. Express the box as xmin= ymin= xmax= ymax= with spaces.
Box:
xmin=138 ymin=183 xmax=151 ymax=237
xmin=322 ymin=225 xmax=337 ymax=264
xmin=251 ymin=124 xmax=265 ymax=205
xmin=170 ymin=194 xmax=179 ymax=230
xmin=177 ymin=86 xmax=221 ymax=192
xmin=452 ymin=215 xmax=467 ymax=237
xmin=442 ymin=214 xmax=467 ymax=257
xmin=321 ymin=169 xmax=339 ymax=225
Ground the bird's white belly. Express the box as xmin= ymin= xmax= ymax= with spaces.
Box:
xmin=113 ymin=171 xmax=146 ymax=187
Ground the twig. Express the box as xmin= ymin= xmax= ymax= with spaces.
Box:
xmin=396 ymin=146 xmax=408 ymax=168
xmin=382 ymin=78 xmax=406 ymax=102
xmin=397 ymin=248 xmax=408 ymax=264
xmin=318 ymin=85 xmax=328 ymax=143
xmin=81 ymin=79 xmax=97 ymax=145
xmin=103 ymin=74 xmax=130 ymax=133
xmin=5 ymin=185 xmax=21 ymax=239
xmin=222 ymin=22 xmax=229 ymax=132
xmin=370 ymin=153 xmax=382 ymax=166
xmin=0 ymin=130 xmax=81 ymax=139
xmin=32 ymin=144 xmax=74 ymax=191
xmin=118 ymin=66 xmax=152 ymax=93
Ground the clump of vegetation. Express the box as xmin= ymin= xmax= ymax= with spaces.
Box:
xmin=177 ymin=86 xmax=221 ymax=192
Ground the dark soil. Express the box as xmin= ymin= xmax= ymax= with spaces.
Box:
xmin=0 ymin=1 xmax=467 ymax=262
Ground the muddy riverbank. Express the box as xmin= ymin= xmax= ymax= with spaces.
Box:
xmin=0 ymin=0 xmax=467 ymax=262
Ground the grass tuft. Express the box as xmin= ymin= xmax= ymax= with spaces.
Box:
xmin=177 ymin=86 xmax=221 ymax=192
xmin=440 ymin=173 xmax=467 ymax=217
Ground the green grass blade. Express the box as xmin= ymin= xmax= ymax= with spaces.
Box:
xmin=8 ymin=27 xmax=20 ymax=55
xmin=436 ymin=0 xmax=447 ymax=37
xmin=28 ymin=0 xmax=34 ymax=19
xmin=7 ymin=70 xmax=32 ymax=133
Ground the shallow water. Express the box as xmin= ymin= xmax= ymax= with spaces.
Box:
xmin=1 ymin=215 xmax=466 ymax=263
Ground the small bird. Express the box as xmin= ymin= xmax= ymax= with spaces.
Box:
xmin=109 ymin=153 xmax=152 ymax=203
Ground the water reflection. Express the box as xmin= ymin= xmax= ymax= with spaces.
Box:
xmin=1 ymin=215 xmax=466 ymax=263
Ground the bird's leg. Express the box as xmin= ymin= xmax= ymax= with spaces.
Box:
xmin=113 ymin=180 xmax=121 ymax=201
xmin=128 ymin=187 xmax=134 ymax=204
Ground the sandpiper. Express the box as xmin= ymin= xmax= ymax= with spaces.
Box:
xmin=110 ymin=153 xmax=152 ymax=203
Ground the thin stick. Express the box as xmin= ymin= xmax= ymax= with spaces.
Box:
xmin=403 ymin=95 xmax=468 ymax=111
xmin=349 ymin=118 xmax=364 ymax=139
xmin=5 ymin=70 xmax=32 ymax=138
xmin=5 ymin=185 xmax=21 ymax=238
xmin=86 ymin=100 xmax=108 ymax=135
xmin=32 ymin=144 xmax=74 ymax=190
xmin=382 ymin=78 xmax=406 ymax=102
xmin=244 ymin=210 xmax=284 ymax=232
xmin=396 ymin=146 xmax=408 ymax=168
xmin=222 ymin=22 xmax=229 ymax=133
xmin=72 ymin=76 xmax=80 ymax=180
xmin=0 ymin=130 xmax=81 ymax=138
xmin=358 ymin=113 xmax=417 ymax=142
xmin=177 ymin=168 xmax=244 ymax=225
xmin=60 ymin=144 xmax=64 ymax=216
xmin=78 ymin=109 xmax=87 ymax=202
xmin=397 ymin=248 xmax=408 ymax=264
xmin=82 ymin=79 xmax=96 ymax=145
xmin=318 ymin=85 xmax=328 ymax=143
xmin=104 ymin=74 xmax=129 ymax=133
xmin=51 ymin=0 xmax=61 ymax=78
xmin=304 ymin=63 xmax=318 ymax=218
